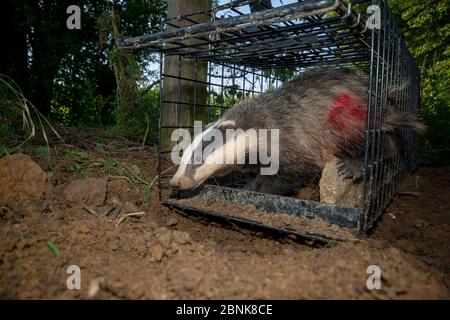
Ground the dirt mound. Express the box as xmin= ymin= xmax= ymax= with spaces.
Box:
xmin=0 ymin=153 xmax=52 ymax=212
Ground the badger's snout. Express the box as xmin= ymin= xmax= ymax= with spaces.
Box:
xmin=169 ymin=178 xmax=180 ymax=189
xmin=169 ymin=175 xmax=197 ymax=190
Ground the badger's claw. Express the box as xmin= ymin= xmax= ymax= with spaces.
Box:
xmin=336 ymin=159 xmax=364 ymax=181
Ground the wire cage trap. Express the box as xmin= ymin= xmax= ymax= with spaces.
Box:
xmin=120 ymin=0 xmax=420 ymax=242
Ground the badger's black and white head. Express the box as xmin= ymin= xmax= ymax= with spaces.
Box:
xmin=169 ymin=119 xmax=253 ymax=190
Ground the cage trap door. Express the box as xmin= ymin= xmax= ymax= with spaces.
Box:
xmin=164 ymin=185 xmax=363 ymax=244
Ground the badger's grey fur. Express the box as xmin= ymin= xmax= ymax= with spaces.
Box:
xmin=170 ymin=68 xmax=425 ymax=195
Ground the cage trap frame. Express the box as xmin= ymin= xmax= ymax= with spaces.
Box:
xmin=119 ymin=0 xmax=420 ymax=243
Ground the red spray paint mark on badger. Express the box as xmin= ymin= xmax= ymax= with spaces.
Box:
xmin=327 ymin=92 xmax=367 ymax=136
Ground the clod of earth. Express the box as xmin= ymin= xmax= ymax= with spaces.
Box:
xmin=123 ymin=201 xmax=139 ymax=214
xmin=150 ymin=244 xmax=165 ymax=262
xmin=63 ymin=177 xmax=107 ymax=207
xmin=156 ymin=227 xmax=172 ymax=247
xmin=154 ymin=227 xmax=193 ymax=247
xmin=172 ymin=230 xmax=193 ymax=245
xmin=0 ymin=153 xmax=52 ymax=210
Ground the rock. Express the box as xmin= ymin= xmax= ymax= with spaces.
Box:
xmin=172 ymin=230 xmax=192 ymax=245
xmin=150 ymin=244 xmax=164 ymax=262
xmin=319 ymin=159 xmax=362 ymax=208
xmin=77 ymin=223 xmax=90 ymax=234
xmin=414 ymin=219 xmax=429 ymax=228
xmin=155 ymin=227 xmax=172 ymax=246
xmin=154 ymin=228 xmax=192 ymax=246
xmin=111 ymin=241 xmax=120 ymax=251
xmin=0 ymin=153 xmax=52 ymax=208
xmin=166 ymin=216 xmax=178 ymax=227
xmin=87 ymin=277 xmax=105 ymax=298
xmin=105 ymin=197 xmax=122 ymax=218
xmin=123 ymin=201 xmax=139 ymax=214
xmin=63 ymin=178 xmax=107 ymax=207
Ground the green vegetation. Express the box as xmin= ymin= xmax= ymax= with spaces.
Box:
xmin=47 ymin=241 xmax=61 ymax=255
xmin=0 ymin=74 xmax=60 ymax=156
xmin=62 ymin=147 xmax=152 ymax=202
xmin=390 ymin=0 xmax=450 ymax=166
xmin=1 ymin=0 xmax=164 ymax=143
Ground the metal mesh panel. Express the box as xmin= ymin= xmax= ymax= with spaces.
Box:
xmin=120 ymin=0 xmax=420 ymax=234
xmin=361 ymin=0 xmax=420 ymax=232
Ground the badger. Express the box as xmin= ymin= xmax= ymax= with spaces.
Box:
xmin=169 ymin=68 xmax=425 ymax=195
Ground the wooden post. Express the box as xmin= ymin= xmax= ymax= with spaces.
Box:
xmin=161 ymin=0 xmax=212 ymax=151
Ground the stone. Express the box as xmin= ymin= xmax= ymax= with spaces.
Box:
xmin=155 ymin=227 xmax=172 ymax=247
xmin=172 ymin=230 xmax=192 ymax=245
xmin=150 ymin=244 xmax=164 ymax=262
xmin=319 ymin=159 xmax=362 ymax=208
xmin=63 ymin=177 xmax=107 ymax=207
xmin=166 ymin=216 xmax=178 ymax=227
xmin=123 ymin=201 xmax=139 ymax=214
xmin=77 ymin=223 xmax=90 ymax=234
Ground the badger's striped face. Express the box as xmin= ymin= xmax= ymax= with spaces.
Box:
xmin=169 ymin=119 xmax=252 ymax=190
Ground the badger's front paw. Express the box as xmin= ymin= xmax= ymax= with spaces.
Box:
xmin=336 ymin=159 xmax=364 ymax=181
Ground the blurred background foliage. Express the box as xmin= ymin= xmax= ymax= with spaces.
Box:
xmin=390 ymin=0 xmax=450 ymax=166
xmin=0 ymin=0 xmax=165 ymax=144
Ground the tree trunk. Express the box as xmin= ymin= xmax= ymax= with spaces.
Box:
xmin=27 ymin=0 xmax=71 ymax=116
xmin=29 ymin=43 xmax=60 ymax=116
xmin=0 ymin=1 xmax=30 ymax=92
xmin=161 ymin=0 xmax=212 ymax=151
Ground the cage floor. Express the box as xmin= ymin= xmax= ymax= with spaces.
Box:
xmin=164 ymin=184 xmax=362 ymax=243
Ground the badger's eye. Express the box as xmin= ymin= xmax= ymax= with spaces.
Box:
xmin=185 ymin=162 xmax=201 ymax=177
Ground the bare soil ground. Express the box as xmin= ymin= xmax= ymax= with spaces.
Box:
xmin=0 ymin=129 xmax=449 ymax=299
